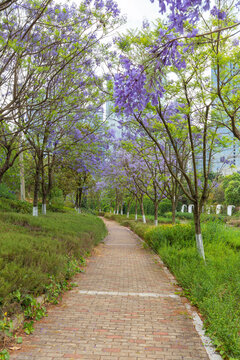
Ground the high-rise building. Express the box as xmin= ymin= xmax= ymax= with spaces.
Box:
xmin=210 ymin=63 xmax=240 ymax=175
xmin=105 ymin=101 xmax=123 ymax=139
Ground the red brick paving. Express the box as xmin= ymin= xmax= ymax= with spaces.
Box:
xmin=11 ymin=219 xmax=209 ymax=359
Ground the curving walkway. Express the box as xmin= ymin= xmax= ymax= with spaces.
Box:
xmin=11 ymin=219 xmax=213 ymax=360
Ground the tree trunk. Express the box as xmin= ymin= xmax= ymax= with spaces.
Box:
xmin=19 ymin=151 xmax=25 ymax=201
xmin=41 ymin=166 xmax=47 ymax=215
xmin=115 ymin=189 xmax=119 ymax=215
xmin=42 ymin=202 xmax=46 ymax=215
xmin=75 ymin=191 xmax=79 ymax=210
xmin=42 ymin=188 xmax=47 ymax=215
xmin=33 ymin=161 xmax=41 ymax=216
xmin=127 ymin=200 xmax=131 ymax=218
xmin=140 ymin=196 xmax=146 ymax=224
xmin=77 ymin=187 xmax=83 ymax=214
xmin=135 ymin=198 xmax=138 ymax=221
xmin=121 ymin=202 xmax=123 ymax=215
xmin=193 ymin=206 xmax=206 ymax=261
xmin=154 ymin=202 xmax=158 ymax=226
xmin=172 ymin=200 xmax=176 ymax=224
xmin=47 ymin=164 xmax=53 ymax=202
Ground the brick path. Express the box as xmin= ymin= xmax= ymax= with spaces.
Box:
xmin=11 ymin=219 xmax=210 ymax=360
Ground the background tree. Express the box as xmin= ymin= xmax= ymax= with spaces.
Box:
xmin=114 ymin=25 xmax=226 ymax=260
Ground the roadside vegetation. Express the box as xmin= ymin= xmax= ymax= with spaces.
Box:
xmin=0 ymin=202 xmax=107 ymax=358
xmin=106 ymin=212 xmax=240 ymax=359
xmin=0 ymin=0 xmax=239 ymax=359
xmin=0 ymin=209 xmax=106 ymax=313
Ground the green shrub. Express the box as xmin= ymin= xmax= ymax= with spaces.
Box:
xmin=158 ymin=199 xmax=172 ymax=215
xmin=64 ymin=200 xmax=75 ymax=208
xmin=159 ymin=243 xmax=240 ymax=358
xmin=119 ymin=219 xmax=135 ymax=227
xmin=0 ymin=212 xmax=107 ymax=313
xmin=0 ymin=183 xmax=16 ymax=200
xmin=146 ymin=214 xmax=176 ymax=224
xmin=104 ymin=213 xmax=118 ymax=221
xmin=145 ymin=224 xmax=195 ymax=251
xmin=174 ymin=212 xmax=194 ymax=220
xmin=0 ymin=198 xmax=32 ymax=214
xmin=201 ymin=213 xmax=227 ymax=223
xmin=132 ymin=222 xmax=149 ymax=239
xmin=98 ymin=211 xmax=105 ymax=216
xmin=164 ymin=211 xmax=173 ymax=218
xmin=48 ymin=203 xmax=66 ymax=213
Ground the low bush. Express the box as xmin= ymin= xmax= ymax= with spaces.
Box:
xmin=131 ymin=222 xmax=149 ymax=239
xmin=64 ymin=200 xmax=75 ymax=208
xmin=86 ymin=208 xmax=97 ymax=215
xmin=174 ymin=212 xmax=194 ymax=220
xmin=231 ymin=210 xmax=240 ymax=218
xmin=0 ymin=212 xmax=107 ymax=314
xmin=159 ymin=243 xmax=240 ymax=358
xmin=158 ymin=199 xmax=172 ymax=215
xmin=120 ymin=219 xmax=135 ymax=228
xmin=146 ymin=214 xmax=177 ymax=224
xmin=104 ymin=213 xmax=118 ymax=221
xmin=98 ymin=211 xmax=105 ymax=216
xmin=201 ymin=213 xmax=227 ymax=223
xmin=145 ymin=224 xmax=195 ymax=251
xmin=104 ymin=213 xmax=177 ymax=225
xmin=0 ymin=198 xmax=32 ymax=214
xmin=0 ymin=183 xmax=16 ymax=200
xmin=48 ymin=203 xmax=66 ymax=213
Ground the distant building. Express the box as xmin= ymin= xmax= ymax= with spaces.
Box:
xmin=105 ymin=101 xmax=123 ymax=139
xmin=210 ymin=63 xmax=240 ymax=175
xmin=211 ymin=128 xmax=240 ymax=175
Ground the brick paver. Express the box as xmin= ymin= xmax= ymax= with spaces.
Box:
xmin=11 ymin=219 xmax=210 ymax=360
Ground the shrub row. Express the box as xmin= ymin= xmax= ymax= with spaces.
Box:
xmin=0 ymin=198 xmax=32 ymax=214
xmin=0 ymin=212 xmax=107 ymax=314
xmin=145 ymin=224 xmax=195 ymax=251
xmin=104 ymin=213 xmax=176 ymax=225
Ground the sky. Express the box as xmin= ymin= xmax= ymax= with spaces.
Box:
xmin=69 ymin=0 xmax=161 ymax=33
xmin=115 ymin=0 xmax=160 ymax=32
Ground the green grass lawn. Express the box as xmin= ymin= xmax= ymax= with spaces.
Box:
xmin=0 ymin=211 xmax=107 ymax=314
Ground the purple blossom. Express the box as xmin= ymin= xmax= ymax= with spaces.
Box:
xmin=233 ymin=38 xmax=240 ymax=46
xmin=142 ymin=19 xmax=150 ymax=29
xmin=150 ymin=0 xmax=210 ymax=32
xmin=210 ymin=6 xmax=227 ymax=20
xmin=114 ymin=57 xmax=164 ymax=116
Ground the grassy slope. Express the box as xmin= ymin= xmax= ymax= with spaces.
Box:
xmin=0 ymin=211 xmax=107 ymax=312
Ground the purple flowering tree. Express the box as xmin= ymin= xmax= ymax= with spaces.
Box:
xmin=0 ymin=0 xmax=54 ymax=182
xmin=113 ymin=25 xmax=226 ymax=260
xmin=11 ymin=0 xmax=122 ymax=215
xmin=149 ymin=0 xmax=240 ymax=142
xmin=0 ymin=0 xmax=122 ymax=199
xmin=119 ymin=135 xmax=166 ymax=225
xmin=119 ymin=121 xmax=187 ymax=224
